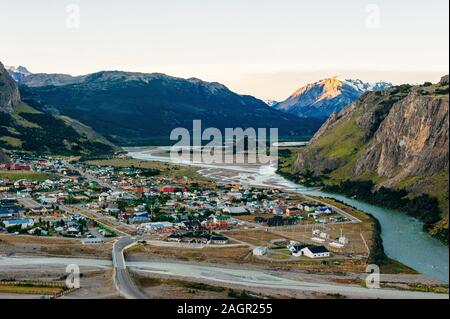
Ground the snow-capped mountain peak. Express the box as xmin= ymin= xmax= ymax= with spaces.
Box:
xmin=6 ymin=65 xmax=32 ymax=82
xmin=273 ymin=77 xmax=393 ymax=118
xmin=341 ymin=78 xmax=392 ymax=93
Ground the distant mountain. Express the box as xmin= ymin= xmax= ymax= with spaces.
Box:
xmin=19 ymin=71 xmax=324 ymax=145
xmin=0 ymin=61 xmax=117 ymax=157
xmin=273 ymin=77 xmax=392 ymax=118
xmin=6 ymin=65 xmax=32 ymax=82
xmin=292 ymin=77 xmax=449 ymax=243
xmin=265 ymin=99 xmax=279 ymax=107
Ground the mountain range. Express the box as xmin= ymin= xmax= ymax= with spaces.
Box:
xmin=3 ymin=62 xmax=449 ymax=243
xmin=273 ymin=77 xmax=392 ymax=118
xmin=292 ymin=76 xmax=449 ymax=243
xmin=17 ymin=70 xmax=324 ymax=145
xmin=1 ymin=62 xmax=116 ymax=157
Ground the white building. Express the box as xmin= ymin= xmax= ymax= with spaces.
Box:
xmin=293 ymin=246 xmax=330 ymax=259
xmin=253 ymin=246 xmax=268 ymax=256
xmin=223 ymin=207 xmax=248 ymax=215
xmin=144 ymin=222 xmax=173 ymax=231
xmin=39 ymin=196 xmax=58 ymax=205
xmin=81 ymin=237 xmax=104 ymax=245
xmin=3 ymin=219 xmax=34 ymax=229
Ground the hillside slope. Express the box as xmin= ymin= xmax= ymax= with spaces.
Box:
xmin=274 ymin=77 xmax=391 ymax=118
xmin=19 ymin=71 xmax=324 ymax=145
xmin=292 ymin=77 xmax=449 ymax=243
xmin=1 ymin=61 xmax=116 ymax=157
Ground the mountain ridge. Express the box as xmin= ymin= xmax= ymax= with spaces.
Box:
xmin=19 ymin=70 xmax=324 ymax=145
xmin=1 ymin=61 xmax=117 ymax=157
xmin=273 ymin=76 xmax=392 ymax=118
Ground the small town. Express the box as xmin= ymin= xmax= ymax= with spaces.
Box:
xmin=1 ymin=0 xmax=449 ymax=309
xmin=1 ymin=153 xmax=356 ymax=258
xmin=1 ymin=147 xmax=448 ymax=301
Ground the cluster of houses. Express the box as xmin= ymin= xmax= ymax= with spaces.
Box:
xmin=0 ymin=198 xmax=32 ymax=232
xmin=0 ymin=193 xmax=112 ymax=239
xmin=1 ymin=154 xmax=353 ymax=253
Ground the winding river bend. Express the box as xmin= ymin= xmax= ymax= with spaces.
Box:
xmin=126 ymin=146 xmax=449 ymax=283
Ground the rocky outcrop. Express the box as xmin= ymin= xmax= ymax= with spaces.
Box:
xmin=0 ymin=60 xmax=117 ymax=156
xmin=0 ymin=62 xmax=21 ymax=113
xmin=294 ymin=78 xmax=449 ymax=240
xmin=297 ymin=80 xmax=449 ymax=188
xmin=355 ymin=92 xmax=449 ymax=186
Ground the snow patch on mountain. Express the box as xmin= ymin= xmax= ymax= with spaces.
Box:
xmin=6 ymin=65 xmax=32 ymax=82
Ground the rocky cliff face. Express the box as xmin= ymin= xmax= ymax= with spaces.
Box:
xmin=295 ymin=77 xmax=449 ymax=240
xmin=298 ymin=78 xmax=449 ymax=185
xmin=0 ymin=62 xmax=21 ymax=113
xmin=355 ymin=91 xmax=449 ymax=187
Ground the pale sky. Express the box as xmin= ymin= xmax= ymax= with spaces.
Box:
xmin=1 ymin=0 xmax=448 ymax=100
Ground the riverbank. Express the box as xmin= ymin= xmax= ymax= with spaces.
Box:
xmin=277 ymin=147 xmax=448 ymax=246
xmin=126 ymin=146 xmax=449 ymax=284
xmin=277 ymin=145 xmax=448 ymax=241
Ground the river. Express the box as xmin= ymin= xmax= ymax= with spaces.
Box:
xmin=126 ymin=146 xmax=449 ymax=284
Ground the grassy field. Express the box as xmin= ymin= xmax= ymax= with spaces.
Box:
xmin=0 ymin=170 xmax=60 ymax=182
xmin=222 ymin=230 xmax=290 ymax=247
xmin=125 ymin=243 xmax=252 ymax=264
xmin=10 ymin=102 xmax=42 ymax=128
xmin=0 ymin=136 xmax=22 ymax=148
xmin=0 ymin=234 xmax=113 ymax=259
xmin=0 ymin=282 xmax=64 ymax=295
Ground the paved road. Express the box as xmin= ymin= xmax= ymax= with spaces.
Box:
xmin=60 ymin=204 xmax=146 ymax=299
xmin=127 ymin=262 xmax=448 ymax=299
xmin=1 ymin=256 xmax=447 ymax=299
xmin=59 ymin=164 xmax=145 ymax=298
xmin=112 ymin=237 xmax=147 ymax=299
